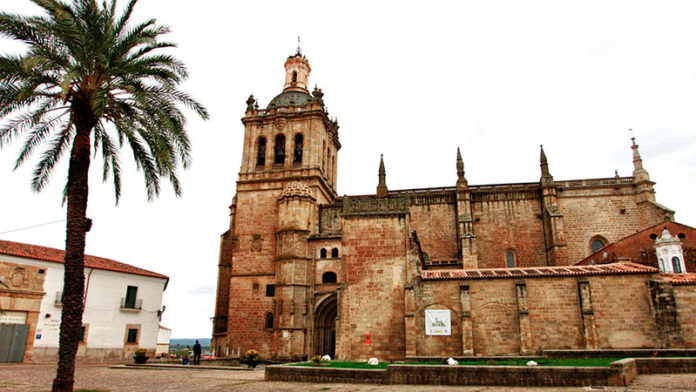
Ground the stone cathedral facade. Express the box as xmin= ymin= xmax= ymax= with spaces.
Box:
xmin=211 ymin=51 xmax=696 ymax=361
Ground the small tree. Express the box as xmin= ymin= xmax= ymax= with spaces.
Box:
xmin=0 ymin=1 xmax=207 ymax=391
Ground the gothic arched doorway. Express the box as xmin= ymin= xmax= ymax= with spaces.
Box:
xmin=314 ymin=295 xmax=337 ymax=358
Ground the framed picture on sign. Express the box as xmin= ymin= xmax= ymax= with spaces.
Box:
xmin=425 ymin=309 xmax=451 ymax=335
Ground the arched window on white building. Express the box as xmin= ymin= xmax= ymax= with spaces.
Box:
xmin=655 ymin=228 xmax=686 ymax=274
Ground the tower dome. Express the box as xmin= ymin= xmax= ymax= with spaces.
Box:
xmin=267 ymin=90 xmax=314 ymax=109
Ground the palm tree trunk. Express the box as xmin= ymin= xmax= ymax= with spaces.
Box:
xmin=52 ymin=105 xmax=94 ymax=392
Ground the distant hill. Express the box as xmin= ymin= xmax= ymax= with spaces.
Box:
xmin=170 ymin=338 xmax=211 ymax=348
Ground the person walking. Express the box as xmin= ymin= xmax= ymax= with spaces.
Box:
xmin=193 ymin=340 xmax=202 ymax=365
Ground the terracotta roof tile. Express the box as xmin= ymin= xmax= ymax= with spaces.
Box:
xmin=0 ymin=239 xmax=168 ymax=280
xmin=421 ymin=262 xmax=658 ymax=280
xmin=660 ymin=273 xmax=696 ymax=285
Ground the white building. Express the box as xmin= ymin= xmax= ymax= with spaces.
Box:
xmin=156 ymin=325 xmax=172 ymax=357
xmin=0 ymin=239 xmax=168 ymax=362
xmin=655 ymin=229 xmax=687 ymax=274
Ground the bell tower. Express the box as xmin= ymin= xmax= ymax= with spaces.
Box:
xmin=238 ymin=52 xmax=340 ymax=196
xmin=212 ymin=51 xmax=340 ymax=361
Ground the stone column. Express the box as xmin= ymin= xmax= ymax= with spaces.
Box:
xmin=459 ymin=283 xmax=474 ymax=355
xmin=515 ymin=281 xmax=533 ymax=354
xmin=404 ymin=285 xmax=416 ymax=357
xmin=539 ymin=146 xmax=568 ymax=266
xmin=578 ymin=279 xmax=597 ymax=349
xmin=455 ymin=148 xmax=478 ymax=269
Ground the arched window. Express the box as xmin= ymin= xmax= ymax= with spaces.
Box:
xmin=322 ymin=141 xmax=326 ymax=173
xmin=256 ymin=137 xmax=266 ymax=167
xmin=320 ymin=248 xmax=327 ymax=259
xmin=264 ymin=312 xmax=274 ymax=329
xmin=322 ymin=272 xmax=337 ymax=284
xmin=590 ymin=237 xmax=607 ymax=253
xmin=274 ymin=134 xmax=286 ymax=165
xmin=672 ymin=257 xmax=683 ymax=273
xmin=331 ymin=248 xmax=339 ymax=258
xmin=506 ymin=251 xmax=515 ymax=268
xmin=292 ymin=71 xmax=297 ymax=82
xmin=293 ymin=134 xmax=303 ymax=163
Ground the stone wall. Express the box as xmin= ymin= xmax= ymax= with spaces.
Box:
xmin=590 ymin=275 xmax=660 ymax=348
xmin=634 ymin=357 xmax=696 ymax=373
xmin=409 ymin=203 xmax=458 ymax=262
xmin=318 ymin=204 xmax=341 ymax=235
xmin=231 ymin=186 xmax=283 ymax=276
xmin=558 ymin=188 xmax=665 ymax=264
xmin=412 ymin=273 xmax=663 ymax=357
xmin=266 ymin=360 xmax=639 ymax=387
xmin=225 ymin=182 xmax=317 ymax=359
xmin=389 ymin=181 xmax=671 ymax=269
xmin=226 ymin=275 xmax=277 ymax=357
xmin=673 ymin=284 xmax=696 ymax=347
xmin=472 ymin=197 xmax=547 ymax=268
xmin=410 ymin=281 xmax=463 ymax=357
xmin=337 ymin=212 xmax=409 ymax=361
xmin=525 ymin=277 xmax=584 ymax=351
xmin=226 ymin=185 xmax=279 ymax=359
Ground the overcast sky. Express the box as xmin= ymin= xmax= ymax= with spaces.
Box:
xmin=1 ymin=1 xmax=695 ymax=338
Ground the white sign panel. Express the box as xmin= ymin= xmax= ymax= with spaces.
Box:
xmin=0 ymin=310 xmax=27 ymax=324
xmin=425 ymin=309 xmax=451 ymax=335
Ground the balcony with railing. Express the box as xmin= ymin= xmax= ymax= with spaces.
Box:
xmin=120 ymin=297 xmax=142 ymax=312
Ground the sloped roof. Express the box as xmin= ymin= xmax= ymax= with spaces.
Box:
xmin=661 ymin=273 xmax=696 ymax=286
xmin=575 ymin=221 xmax=696 ymax=271
xmin=421 ymin=262 xmax=657 ymax=280
xmin=0 ymin=239 xmax=168 ymax=280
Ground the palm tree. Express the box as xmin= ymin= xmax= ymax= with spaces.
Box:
xmin=0 ymin=1 xmax=207 ymax=390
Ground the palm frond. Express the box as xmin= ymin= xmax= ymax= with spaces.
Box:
xmin=2 ymin=0 xmax=207 ymax=200
xmin=93 ymin=123 xmax=122 ymax=201
xmin=14 ymin=104 xmax=69 ymax=167
xmin=31 ymin=119 xmax=73 ymax=192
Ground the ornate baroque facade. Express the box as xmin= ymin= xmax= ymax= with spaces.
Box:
xmin=211 ymin=52 xmax=695 ymax=361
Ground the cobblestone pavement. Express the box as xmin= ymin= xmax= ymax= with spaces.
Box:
xmin=1 ymin=364 xmax=696 ymax=391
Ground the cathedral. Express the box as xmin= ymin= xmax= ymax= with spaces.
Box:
xmin=211 ymin=50 xmax=696 ymax=361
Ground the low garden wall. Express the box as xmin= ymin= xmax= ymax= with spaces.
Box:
xmin=388 ymin=363 xmax=632 ymax=387
xmin=266 ymin=359 xmax=642 ymax=387
xmin=544 ymin=349 xmax=696 ymax=358
xmin=635 ymin=357 xmax=696 ymax=374
xmin=265 ymin=366 xmax=387 ymax=384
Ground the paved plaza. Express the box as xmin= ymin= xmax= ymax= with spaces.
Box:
xmin=1 ymin=363 xmax=696 ymax=391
